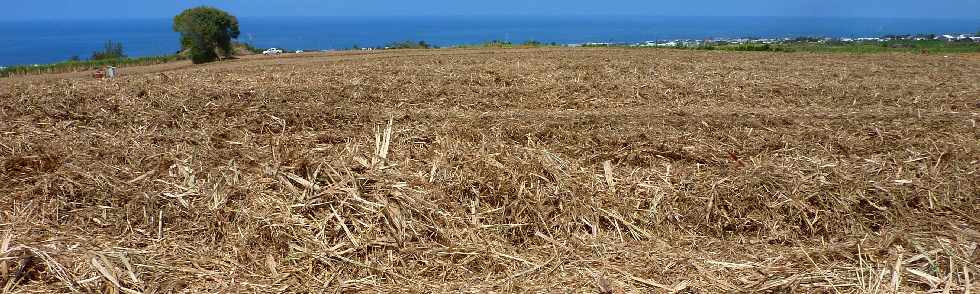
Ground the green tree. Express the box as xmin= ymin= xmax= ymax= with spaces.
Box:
xmin=172 ymin=6 xmax=240 ymax=64
xmin=91 ymin=40 xmax=125 ymax=60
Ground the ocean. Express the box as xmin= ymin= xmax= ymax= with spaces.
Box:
xmin=1 ymin=16 xmax=978 ymax=66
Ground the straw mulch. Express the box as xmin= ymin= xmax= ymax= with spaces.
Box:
xmin=1 ymin=48 xmax=978 ymax=293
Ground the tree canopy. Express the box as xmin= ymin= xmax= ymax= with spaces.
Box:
xmin=172 ymin=6 xmax=240 ymax=64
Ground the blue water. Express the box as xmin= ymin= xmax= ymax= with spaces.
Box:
xmin=1 ymin=16 xmax=978 ymax=66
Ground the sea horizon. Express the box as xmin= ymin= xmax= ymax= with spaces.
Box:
xmin=2 ymin=15 xmax=978 ymax=66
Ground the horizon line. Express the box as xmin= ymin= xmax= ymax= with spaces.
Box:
xmin=3 ymin=14 xmax=980 ymax=22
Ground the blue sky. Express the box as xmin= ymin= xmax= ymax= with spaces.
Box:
xmin=6 ymin=0 xmax=980 ymax=20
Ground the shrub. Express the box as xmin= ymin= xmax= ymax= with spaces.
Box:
xmin=384 ymin=40 xmax=433 ymax=49
xmin=483 ymin=40 xmax=512 ymax=47
xmin=236 ymin=42 xmax=263 ymax=54
xmin=522 ymin=40 xmax=543 ymax=47
xmin=91 ymin=40 xmax=126 ymax=60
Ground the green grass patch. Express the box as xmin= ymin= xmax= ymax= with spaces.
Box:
xmin=1 ymin=55 xmax=185 ymax=78
xmin=780 ymin=40 xmax=980 ymax=53
xmin=695 ymin=43 xmax=793 ymax=52
xmin=451 ymin=40 xmax=559 ymax=49
xmin=695 ymin=40 xmax=980 ymax=54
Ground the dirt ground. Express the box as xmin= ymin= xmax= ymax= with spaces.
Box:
xmin=1 ymin=48 xmax=978 ymax=293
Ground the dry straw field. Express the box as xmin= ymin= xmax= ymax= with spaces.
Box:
xmin=1 ymin=48 xmax=978 ymax=293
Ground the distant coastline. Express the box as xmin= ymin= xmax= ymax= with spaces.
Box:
xmin=4 ymin=35 xmax=980 ymax=78
xmin=1 ymin=15 xmax=978 ymax=66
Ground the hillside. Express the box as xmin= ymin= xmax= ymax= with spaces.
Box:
xmin=1 ymin=48 xmax=978 ymax=292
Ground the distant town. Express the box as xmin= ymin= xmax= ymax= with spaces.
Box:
xmin=332 ymin=32 xmax=980 ymax=51
xmin=572 ymin=33 xmax=980 ymax=47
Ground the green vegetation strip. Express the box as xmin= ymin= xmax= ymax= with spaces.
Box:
xmin=1 ymin=55 xmax=184 ymax=78
xmin=695 ymin=40 xmax=980 ymax=53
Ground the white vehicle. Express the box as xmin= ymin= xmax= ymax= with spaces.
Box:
xmin=295 ymin=50 xmax=304 ymax=53
xmin=262 ymin=48 xmax=283 ymax=55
